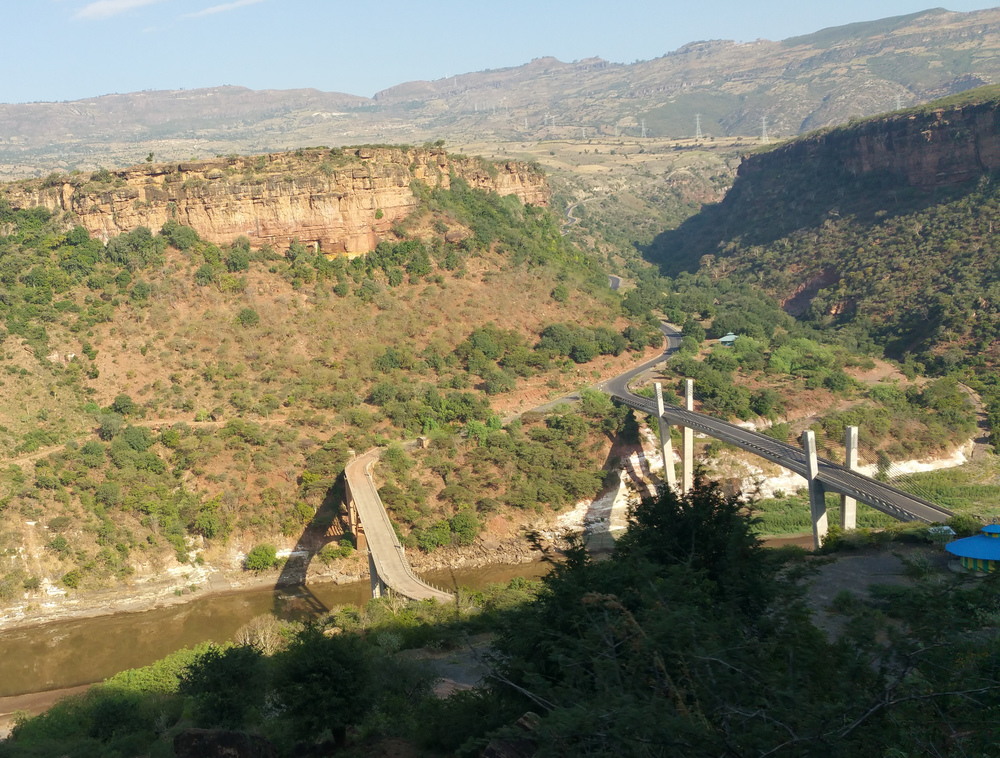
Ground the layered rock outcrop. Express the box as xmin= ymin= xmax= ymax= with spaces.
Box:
xmin=3 ymin=148 xmax=548 ymax=255
xmin=737 ymin=97 xmax=1000 ymax=189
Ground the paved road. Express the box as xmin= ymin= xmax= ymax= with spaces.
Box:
xmin=344 ymin=449 xmax=453 ymax=602
xmin=347 ymin=312 xmax=950 ymax=602
xmin=561 ymin=202 xmax=582 ymax=235
xmin=605 ymin=326 xmax=953 ymax=523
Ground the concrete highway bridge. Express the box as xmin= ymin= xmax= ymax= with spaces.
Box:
xmin=605 ymin=325 xmax=952 ymax=548
xmin=343 ymin=320 xmax=952 ymax=599
xmin=344 ymin=449 xmax=454 ymax=602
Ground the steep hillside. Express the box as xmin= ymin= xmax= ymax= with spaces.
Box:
xmin=648 ymin=85 xmax=1000 ymax=362
xmin=0 ymin=159 xmax=663 ymax=604
xmin=4 ymin=9 xmax=1000 ymax=177
xmin=642 ymin=84 xmax=1000 ymax=451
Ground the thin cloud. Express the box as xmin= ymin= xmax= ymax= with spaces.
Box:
xmin=183 ymin=0 xmax=266 ymax=18
xmin=76 ymin=0 xmax=166 ymax=19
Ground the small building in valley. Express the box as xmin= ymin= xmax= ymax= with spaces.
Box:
xmin=719 ymin=332 xmax=738 ymax=348
xmin=946 ymin=524 xmax=1000 ymax=572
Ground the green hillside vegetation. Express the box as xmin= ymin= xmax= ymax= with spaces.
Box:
xmin=624 ymin=272 xmax=977 ymax=464
xmin=0 ymin=165 xmax=661 ymax=597
xmin=374 ymin=397 xmax=631 ymax=552
xmin=645 ymin=88 xmax=1000 ymax=448
xmin=6 ymin=482 xmax=1000 ymax=757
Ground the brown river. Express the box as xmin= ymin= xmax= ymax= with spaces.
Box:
xmin=0 ymin=533 xmax=813 ymax=701
xmin=0 ymin=562 xmax=553 ymax=699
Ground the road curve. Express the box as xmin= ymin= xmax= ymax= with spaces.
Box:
xmin=344 ymin=449 xmax=453 ymax=602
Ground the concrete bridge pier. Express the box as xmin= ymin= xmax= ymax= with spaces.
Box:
xmin=841 ymin=426 xmax=859 ymax=531
xmin=682 ymin=379 xmax=694 ymax=493
xmin=369 ymin=553 xmax=386 ymax=598
xmin=802 ymin=430 xmax=827 ymax=549
xmin=654 ymin=383 xmax=677 ymax=491
xmin=344 ymin=481 xmax=368 ymax=552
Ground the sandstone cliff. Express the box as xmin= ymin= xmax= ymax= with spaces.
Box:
xmin=2 ymin=148 xmax=549 ymax=255
xmin=737 ymin=93 xmax=1000 ymax=190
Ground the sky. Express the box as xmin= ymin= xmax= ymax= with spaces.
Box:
xmin=1 ymin=0 xmax=997 ymax=104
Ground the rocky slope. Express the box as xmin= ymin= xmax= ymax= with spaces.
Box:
xmin=2 ymin=147 xmax=548 ymax=254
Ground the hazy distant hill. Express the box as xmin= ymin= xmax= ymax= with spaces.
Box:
xmin=3 ymin=7 xmax=1000 ymax=177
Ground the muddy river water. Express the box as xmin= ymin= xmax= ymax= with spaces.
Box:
xmin=0 ymin=562 xmax=552 ymax=698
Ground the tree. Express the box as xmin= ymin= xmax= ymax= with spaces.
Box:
xmin=194 ymin=264 xmax=215 ymax=286
xmin=110 ymin=394 xmax=137 ymax=417
xmin=98 ymin=413 xmax=124 ymax=440
xmin=180 ymin=645 xmax=266 ymax=728
xmin=272 ymin=630 xmax=374 ymax=746
xmin=226 ymin=247 xmax=250 ymax=273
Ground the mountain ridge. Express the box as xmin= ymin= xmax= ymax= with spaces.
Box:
xmin=3 ymin=8 xmax=1000 ymax=178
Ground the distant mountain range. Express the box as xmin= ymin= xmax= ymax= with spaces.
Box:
xmin=3 ymin=6 xmax=1000 ymax=177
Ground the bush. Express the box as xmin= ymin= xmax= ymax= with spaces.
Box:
xmin=61 ymin=569 xmax=83 ymax=589
xmin=235 ymin=308 xmax=260 ymax=328
xmin=450 ymin=510 xmax=480 ymax=546
xmin=245 ymin=543 xmax=277 ymax=572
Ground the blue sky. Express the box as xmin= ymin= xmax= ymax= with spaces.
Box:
xmin=2 ymin=1 xmax=997 ymax=103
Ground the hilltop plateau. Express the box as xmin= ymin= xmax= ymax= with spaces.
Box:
xmin=4 ymin=8 xmax=1000 ymax=178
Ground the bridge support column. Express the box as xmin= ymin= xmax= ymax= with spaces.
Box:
xmin=344 ymin=485 xmax=367 ymax=552
xmin=681 ymin=379 xmax=694 ymax=493
xmin=654 ymin=383 xmax=677 ymax=491
xmin=802 ymin=430 xmax=827 ymax=549
xmin=841 ymin=426 xmax=858 ymax=531
xmin=368 ymin=552 xmax=385 ymax=599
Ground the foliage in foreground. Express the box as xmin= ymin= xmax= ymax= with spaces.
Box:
xmin=6 ymin=482 xmax=1000 ymax=757
xmin=475 ymin=483 xmax=1000 ymax=757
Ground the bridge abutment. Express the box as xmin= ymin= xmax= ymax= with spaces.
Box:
xmin=802 ymin=430 xmax=827 ymax=549
xmin=654 ymin=383 xmax=677 ymax=491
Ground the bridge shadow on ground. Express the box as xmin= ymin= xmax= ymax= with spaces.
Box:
xmin=271 ymin=479 xmax=352 ymax=619
xmin=584 ymin=413 xmax=661 ymax=551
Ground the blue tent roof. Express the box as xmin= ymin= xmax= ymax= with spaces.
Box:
xmin=946 ymin=535 xmax=1000 ymax=561
xmin=983 ymin=525 xmax=1000 ymax=534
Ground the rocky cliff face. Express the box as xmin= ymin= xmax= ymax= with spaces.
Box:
xmin=738 ymin=97 xmax=1000 ymax=190
xmin=3 ymin=148 xmax=549 ymax=255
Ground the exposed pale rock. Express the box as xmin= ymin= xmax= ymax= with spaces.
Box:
xmin=4 ymin=148 xmax=548 ymax=256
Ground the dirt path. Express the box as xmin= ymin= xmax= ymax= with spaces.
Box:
xmin=958 ymin=382 xmax=992 ymax=460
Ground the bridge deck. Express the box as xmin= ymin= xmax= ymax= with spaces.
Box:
xmin=345 ymin=450 xmax=454 ymax=603
xmin=618 ymin=395 xmax=952 ymax=524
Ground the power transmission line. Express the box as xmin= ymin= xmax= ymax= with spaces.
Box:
xmin=641 ymin=119 xmax=647 ymax=138
xmin=695 ymin=113 xmax=703 ymax=141
xmin=761 ymin=117 xmax=769 ymax=144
